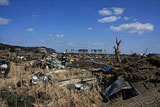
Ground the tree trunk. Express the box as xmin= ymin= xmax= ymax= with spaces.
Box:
xmin=114 ymin=37 xmax=121 ymax=63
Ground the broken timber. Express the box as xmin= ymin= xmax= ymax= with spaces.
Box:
xmin=58 ymin=77 xmax=96 ymax=87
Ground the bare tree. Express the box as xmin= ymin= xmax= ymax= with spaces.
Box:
xmin=114 ymin=37 xmax=121 ymax=63
xmin=97 ymin=49 xmax=102 ymax=54
xmin=91 ymin=49 xmax=94 ymax=53
xmin=93 ymin=49 xmax=97 ymax=54
xmin=71 ymin=49 xmax=75 ymax=53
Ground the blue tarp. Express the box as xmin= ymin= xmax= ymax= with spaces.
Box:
xmin=103 ymin=67 xmax=111 ymax=71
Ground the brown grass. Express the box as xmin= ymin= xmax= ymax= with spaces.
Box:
xmin=0 ymin=62 xmax=105 ymax=107
xmin=0 ymin=98 xmax=7 ymax=107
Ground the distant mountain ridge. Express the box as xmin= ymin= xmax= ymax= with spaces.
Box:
xmin=0 ymin=43 xmax=56 ymax=53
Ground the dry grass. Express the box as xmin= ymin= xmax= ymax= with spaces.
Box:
xmin=0 ymin=98 xmax=7 ymax=107
xmin=0 ymin=62 xmax=104 ymax=107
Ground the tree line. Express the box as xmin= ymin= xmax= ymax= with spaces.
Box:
xmin=65 ymin=49 xmax=107 ymax=54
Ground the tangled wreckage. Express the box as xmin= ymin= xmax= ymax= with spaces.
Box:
xmin=1 ymin=43 xmax=160 ymax=106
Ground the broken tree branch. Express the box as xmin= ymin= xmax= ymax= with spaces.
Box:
xmin=114 ymin=37 xmax=121 ymax=63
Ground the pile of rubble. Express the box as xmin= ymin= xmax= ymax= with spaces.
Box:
xmin=1 ymin=51 xmax=160 ymax=106
xmin=89 ymin=54 xmax=160 ymax=103
xmin=25 ymin=53 xmax=65 ymax=71
xmin=27 ymin=53 xmax=160 ymax=104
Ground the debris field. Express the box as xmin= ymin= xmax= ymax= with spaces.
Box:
xmin=1 ymin=50 xmax=160 ymax=107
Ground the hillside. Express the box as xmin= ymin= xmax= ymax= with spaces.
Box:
xmin=0 ymin=43 xmax=56 ymax=53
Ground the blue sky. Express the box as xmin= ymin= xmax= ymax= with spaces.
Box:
xmin=0 ymin=0 xmax=160 ymax=54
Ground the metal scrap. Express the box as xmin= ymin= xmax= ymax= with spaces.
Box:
xmin=102 ymin=76 xmax=132 ymax=98
xmin=0 ymin=58 xmax=10 ymax=78
xmin=32 ymin=72 xmax=52 ymax=85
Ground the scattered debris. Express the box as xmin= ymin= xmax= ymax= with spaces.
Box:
xmin=58 ymin=77 xmax=96 ymax=87
xmin=32 ymin=72 xmax=52 ymax=85
xmin=0 ymin=58 xmax=10 ymax=78
xmin=66 ymin=83 xmax=91 ymax=90
xmin=1 ymin=43 xmax=160 ymax=106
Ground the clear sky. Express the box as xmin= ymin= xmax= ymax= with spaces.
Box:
xmin=0 ymin=0 xmax=160 ymax=54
